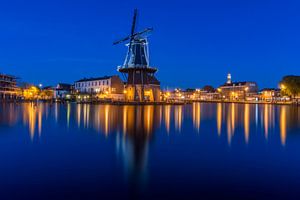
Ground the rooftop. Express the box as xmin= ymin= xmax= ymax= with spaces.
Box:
xmin=0 ymin=73 xmax=18 ymax=79
xmin=220 ymin=81 xmax=256 ymax=87
xmin=75 ymin=76 xmax=113 ymax=83
xmin=260 ymin=88 xmax=281 ymax=92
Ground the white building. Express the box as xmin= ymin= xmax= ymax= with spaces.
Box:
xmin=74 ymin=75 xmax=124 ymax=100
xmin=53 ymin=83 xmax=72 ymax=99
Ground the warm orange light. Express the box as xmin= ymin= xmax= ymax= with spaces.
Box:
xmin=280 ymin=84 xmax=286 ymax=90
xmin=23 ymin=86 xmax=40 ymax=99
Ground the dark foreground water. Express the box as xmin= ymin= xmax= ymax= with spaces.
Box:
xmin=0 ymin=102 xmax=300 ymax=200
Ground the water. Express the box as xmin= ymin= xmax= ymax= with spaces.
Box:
xmin=0 ymin=102 xmax=300 ymax=199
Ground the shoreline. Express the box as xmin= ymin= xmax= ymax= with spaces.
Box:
xmin=0 ymin=99 xmax=298 ymax=106
xmin=190 ymin=100 xmax=294 ymax=106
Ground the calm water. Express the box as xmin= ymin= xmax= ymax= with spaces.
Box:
xmin=0 ymin=102 xmax=300 ymax=199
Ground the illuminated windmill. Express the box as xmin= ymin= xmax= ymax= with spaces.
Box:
xmin=113 ymin=9 xmax=160 ymax=102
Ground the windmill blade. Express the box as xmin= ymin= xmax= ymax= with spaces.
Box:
xmin=134 ymin=27 xmax=153 ymax=37
xmin=113 ymin=9 xmax=138 ymax=46
xmin=127 ymin=9 xmax=138 ymax=56
xmin=113 ymin=28 xmax=153 ymax=45
xmin=130 ymin=9 xmax=138 ymax=38
xmin=123 ymin=9 xmax=138 ymax=67
xmin=113 ymin=36 xmax=131 ymax=45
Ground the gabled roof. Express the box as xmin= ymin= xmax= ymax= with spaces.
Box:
xmin=75 ymin=76 xmax=113 ymax=83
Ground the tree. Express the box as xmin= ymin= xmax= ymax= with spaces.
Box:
xmin=280 ymin=75 xmax=300 ymax=98
xmin=40 ymin=89 xmax=54 ymax=100
xmin=202 ymin=85 xmax=215 ymax=93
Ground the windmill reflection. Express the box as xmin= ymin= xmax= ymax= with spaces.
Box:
xmin=76 ymin=105 xmax=161 ymax=186
xmin=117 ymin=105 xmax=160 ymax=191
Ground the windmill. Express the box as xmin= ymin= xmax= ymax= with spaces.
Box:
xmin=114 ymin=9 xmax=160 ymax=102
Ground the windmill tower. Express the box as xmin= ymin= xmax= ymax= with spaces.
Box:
xmin=113 ymin=9 xmax=160 ymax=102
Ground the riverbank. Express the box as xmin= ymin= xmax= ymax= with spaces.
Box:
xmin=0 ymin=99 xmax=298 ymax=106
xmin=191 ymin=99 xmax=294 ymax=105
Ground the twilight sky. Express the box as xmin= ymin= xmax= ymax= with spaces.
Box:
xmin=0 ymin=0 xmax=300 ymax=89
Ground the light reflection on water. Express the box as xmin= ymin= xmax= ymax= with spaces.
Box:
xmin=0 ymin=102 xmax=298 ymax=146
xmin=1 ymin=102 xmax=300 ymax=199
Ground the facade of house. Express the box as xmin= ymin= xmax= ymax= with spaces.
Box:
xmin=74 ymin=75 xmax=124 ymax=100
xmin=218 ymin=73 xmax=258 ymax=100
xmin=53 ymin=83 xmax=72 ymax=99
xmin=259 ymin=88 xmax=282 ymax=102
xmin=0 ymin=73 xmax=20 ymax=100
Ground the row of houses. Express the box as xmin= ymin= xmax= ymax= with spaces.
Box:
xmin=26 ymin=75 xmax=125 ymax=101
xmin=162 ymin=73 xmax=290 ymax=103
xmin=0 ymin=73 xmax=126 ymax=101
xmin=0 ymin=71 xmax=295 ymax=103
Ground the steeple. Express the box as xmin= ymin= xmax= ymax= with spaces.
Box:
xmin=227 ymin=73 xmax=232 ymax=84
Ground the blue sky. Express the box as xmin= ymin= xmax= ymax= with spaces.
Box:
xmin=0 ymin=0 xmax=299 ymax=89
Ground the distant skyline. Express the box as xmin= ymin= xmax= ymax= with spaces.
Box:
xmin=0 ymin=0 xmax=300 ymax=89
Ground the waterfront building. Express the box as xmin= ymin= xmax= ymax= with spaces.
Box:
xmin=199 ymin=91 xmax=220 ymax=101
xmin=74 ymin=75 xmax=124 ymax=100
xmin=182 ymin=88 xmax=196 ymax=100
xmin=162 ymin=88 xmax=185 ymax=102
xmin=114 ymin=9 xmax=161 ymax=102
xmin=259 ymin=88 xmax=282 ymax=102
xmin=218 ymin=73 xmax=258 ymax=100
xmin=22 ymin=85 xmax=40 ymax=100
xmin=162 ymin=88 xmax=220 ymax=102
xmin=0 ymin=73 xmax=20 ymax=100
xmin=53 ymin=83 xmax=72 ymax=99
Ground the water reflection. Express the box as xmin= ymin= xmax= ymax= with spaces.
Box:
xmin=20 ymin=103 xmax=44 ymax=140
xmin=1 ymin=101 xmax=300 ymax=199
xmin=1 ymin=102 xmax=299 ymax=147
xmin=217 ymin=103 xmax=222 ymax=136
xmin=193 ymin=103 xmax=201 ymax=132
xmin=174 ymin=105 xmax=183 ymax=132
xmin=244 ymin=104 xmax=250 ymax=144
xmin=1 ymin=102 xmax=300 ymax=199
xmin=226 ymin=103 xmax=236 ymax=145
xmin=280 ymin=106 xmax=287 ymax=146
xmin=164 ymin=105 xmax=171 ymax=134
